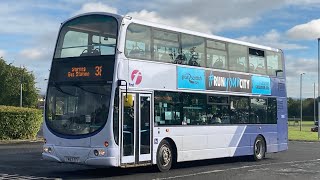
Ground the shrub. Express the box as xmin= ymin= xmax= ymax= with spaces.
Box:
xmin=0 ymin=106 xmax=43 ymax=140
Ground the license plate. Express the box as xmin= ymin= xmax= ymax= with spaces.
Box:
xmin=64 ymin=156 xmax=80 ymax=163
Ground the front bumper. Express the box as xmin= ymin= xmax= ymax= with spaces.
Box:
xmin=42 ymin=145 xmax=118 ymax=167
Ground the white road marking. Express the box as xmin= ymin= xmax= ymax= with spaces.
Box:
xmin=153 ymin=159 xmax=320 ymax=180
xmin=0 ymin=173 xmax=61 ymax=180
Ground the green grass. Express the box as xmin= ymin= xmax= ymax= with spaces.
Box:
xmin=288 ymin=121 xmax=319 ymax=141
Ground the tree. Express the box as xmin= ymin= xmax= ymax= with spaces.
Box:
xmin=0 ymin=58 xmax=38 ymax=108
xmin=287 ymin=97 xmax=319 ymax=121
xmin=287 ymin=97 xmax=299 ymax=118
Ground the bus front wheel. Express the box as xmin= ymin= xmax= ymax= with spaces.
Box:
xmin=156 ymin=140 xmax=173 ymax=172
xmin=253 ymin=135 xmax=266 ymax=161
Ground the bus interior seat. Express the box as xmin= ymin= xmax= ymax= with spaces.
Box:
xmin=91 ymin=48 xmax=101 ymax=55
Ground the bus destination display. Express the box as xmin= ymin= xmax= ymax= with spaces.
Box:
xmin=51 ymin=61 xmax=114 ymax=82
xmin=67 ymin=66 xmax=103 ymax=78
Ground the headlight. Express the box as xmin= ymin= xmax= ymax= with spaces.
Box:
xmin=93 ymin=149 xmax=105 ymax=156
xmin=43 ymin=147 xmax=52 ymax=153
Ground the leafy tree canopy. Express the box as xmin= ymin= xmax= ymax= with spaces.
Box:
xmin=0 ymin=58 xmax=38 ymax=107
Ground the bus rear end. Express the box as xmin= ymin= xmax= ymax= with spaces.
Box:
xmin=42 ymin=13 xmax=121 ymax=167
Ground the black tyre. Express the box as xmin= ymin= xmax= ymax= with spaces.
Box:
xmin=253 ymin=135 xmax=266 ymax=161
xmin=156 ymin=140 xmax=173 ymax=172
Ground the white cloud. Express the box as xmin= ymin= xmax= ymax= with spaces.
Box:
xmin=286 ymin=57 xmax=317 ymax=77
xmin=125 ymin=0 xmax=287 ymax=33
xmin=237 ymin=29 xmax=308 ymax=50
xmin=214 ymin=18 xmax=254 ymax=32
xmin=285 ymin=57 xmax=318 ymax=98
xmin=287 ymin=19 xmax=320 ymax=40
xmin=0 ymin=15 xmax=58 ymax=35
xmin=74 ymin=2 xmax=118 ymax=15
xmin=0 ymin=50 xmax=6 ymax=58
xmin=285 ymin=0 xmax=320 ymax=6
xmin=19 ymin=48 xmax=48 ymax=60
xmin=127 ymin=10 xmax=211 ymax=33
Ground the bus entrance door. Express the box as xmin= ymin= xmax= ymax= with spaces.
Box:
xmin=121 ymin=93 xmax=152 ymax=165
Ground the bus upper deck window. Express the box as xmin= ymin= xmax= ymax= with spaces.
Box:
xmin=125 ymin=23 xmax=151 ymax=60
xmin=266 ymin=51 xmax=283 ymax=76
xmin=54 ymin=15 xmax=118 ymax=59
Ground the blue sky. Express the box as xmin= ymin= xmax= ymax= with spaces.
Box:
xmin=0 ymin=0 xmax=319 ymax=98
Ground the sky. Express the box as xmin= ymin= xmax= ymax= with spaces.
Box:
xmin=0 ymin=0 xmax=320 ymax=98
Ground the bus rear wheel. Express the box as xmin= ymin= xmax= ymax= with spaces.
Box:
xmin=156 ymin=140 xmax=173 ymax=172
xmin=253 ymin=135 xmax=266 ymax=161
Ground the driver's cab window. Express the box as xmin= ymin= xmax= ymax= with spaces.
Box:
xmin=206 ymin=39 xmax=227 ymax=70
xmin=125 ymin=23 xmax=151 ymax=59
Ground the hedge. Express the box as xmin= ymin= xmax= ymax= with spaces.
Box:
xmin=0 ymin=106 xmax=43 ymax=140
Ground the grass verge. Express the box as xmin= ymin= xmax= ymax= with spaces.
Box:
xmin=288 ymin=121 xmax=319 ymax=141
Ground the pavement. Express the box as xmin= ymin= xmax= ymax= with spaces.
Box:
xmin=0 ymin=141 xmax=320 ymax=180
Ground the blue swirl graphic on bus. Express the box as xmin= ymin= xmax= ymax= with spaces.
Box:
xmin=182 ymin=73 xmax=202 ymax=84
xmin=177 ymin=67 xmax=205 ymax=90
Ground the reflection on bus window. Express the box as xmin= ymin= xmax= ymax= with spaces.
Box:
xmin=61 ymin=31 xmax=88 ymax=58
xmin=154 ymin=92 xmax=181 ymax=125
xmin=250 ymin=98 xmax=267 ymax=123
xmin=92 ymin=35 xmax=116 ymax=55
xmin=155 ymin=91 xmax=277 ymax=126
xmin=249 ymin=48 xmax=266 ymax=74
xmin=181 ymin=34 xmax=205 ymax=67
xmin=267 ymin=98 xmax=277 ymax=123
xmin=267 ymin=51 xmax=283 ymax=76
xmin=153 ymin=30 xmax=181 ymax=63
xmin=230 ymin=96 xmax=249 ymax=124
xmin=206 ymin=40 xmax=227 ymax=70
xmin=46 ymin=85 xmax=111 ymax=136
xmin=207 ymin=48 xmax=227 ymax=70
xmin=182 ymin=93 xmax=207 ymax=125
xmin=125 ymin=24 xmax=151 ymax=59
xmin=207 ymin=95 xmax=230 ymax=124
xmin=228 ymin=43 xmax=248 ymax=72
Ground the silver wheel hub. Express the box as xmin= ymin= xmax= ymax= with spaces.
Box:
xmin=255 ymin=140 xmax=264 ymax=159
xmin=160 ymin=145 xmax=171 ymax=166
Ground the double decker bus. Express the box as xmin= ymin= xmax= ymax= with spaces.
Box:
xmin=43 ymin=12 xmax=287 ymax=172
